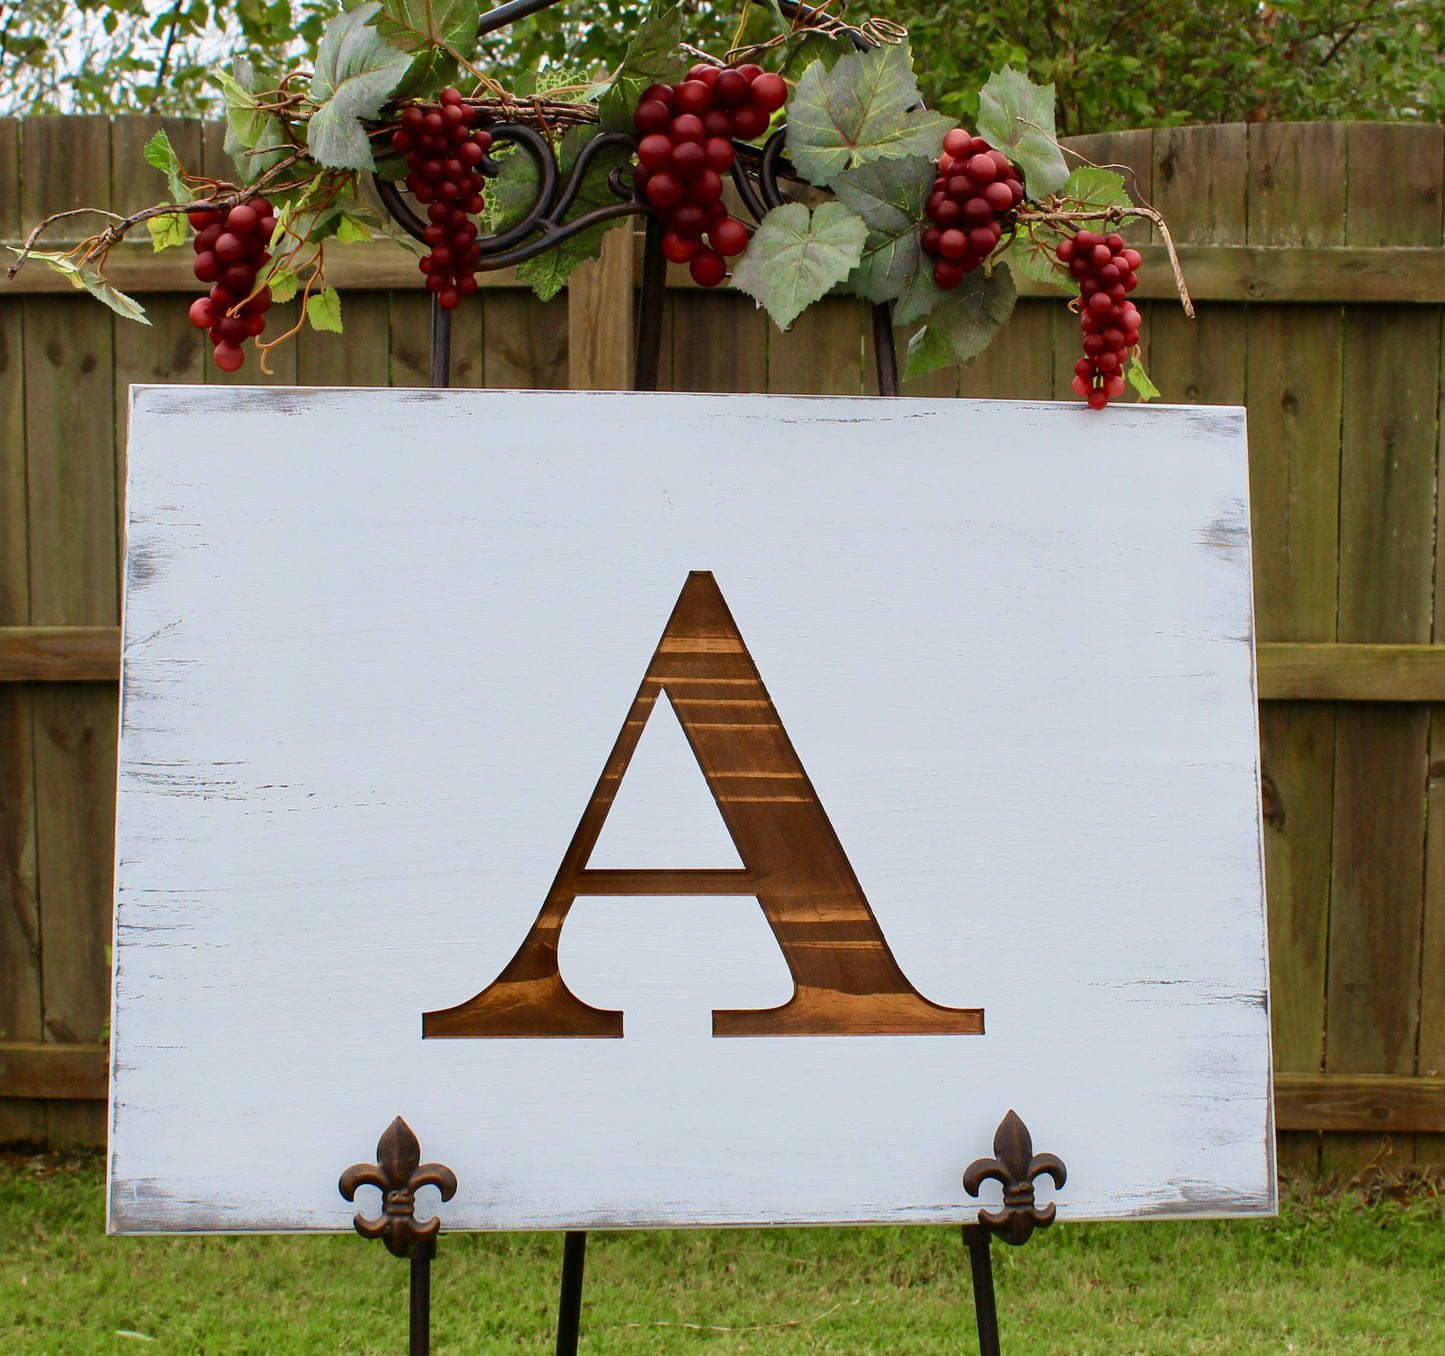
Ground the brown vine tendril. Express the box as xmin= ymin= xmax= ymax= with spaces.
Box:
xmin=5 ymin=150 xmax=311 ymax=283
xmin=1016 ymin=205 xmax=1194 ymax=318
xmin=255 ymin=246 xmax=325 ymax=376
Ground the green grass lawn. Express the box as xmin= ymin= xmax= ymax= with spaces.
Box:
xmin=2 ymin=1151 xmax=1441 ymax=1355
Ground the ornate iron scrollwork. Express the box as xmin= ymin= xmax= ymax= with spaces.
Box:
xmin=339 ymin=1116 xmax=459 ymax=1259
xmin=963 ymin=1109 xmax=1067 ymax=1246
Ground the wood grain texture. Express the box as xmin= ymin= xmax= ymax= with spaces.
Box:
xmin=671 ymin=293 xmax=767 ymax=393
xmin=0 ymin=126 xmax=43 ymax=1144
xmin=1153 ymin=125 xmax=1248 ymax=247
xmin=1248 ymin=123 xmax=1347 ymax=249
xmin=482 ymin=291 xmax=568 ymax=388
xmin=426 ymin=571 xmax=985 ymax=1040
xmin=568 ymin=223 xmax=633 ymax=391
xmin=1325 ymin=122 xmax=1443 ymax=1172
xmin=21 ymin=122 xmax=122 ymax=1145
xmin=20 ymin=116 xmax=111 ymax=237
xmin=1246 ymin=126 xmax=1346 ymax=1169
xmin=0 ymin=628 xmax=120 ymax=682
xmin=955 ymin=300 xmax=1055 ymax=400
xmin=109 ymin=115 xmax=203 ymax=218
xmin=768 ymin=298 xmax=864 ymax=394
xmin=296 ymin=293 xmax=392 ymax=387
xmin=0 ymin=1042 xmax=107 ymax=1100
xmin=0 ymin=118 xmax=20 ymax=241
xmin=1275 ymin=1074 xmax=1445 ymax=1133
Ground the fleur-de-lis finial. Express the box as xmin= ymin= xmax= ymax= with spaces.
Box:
xmin=962 ymin=1110 xmax=1067 ymax=1246
xmin=339 ymin=1116 xmax=458 ymax=1258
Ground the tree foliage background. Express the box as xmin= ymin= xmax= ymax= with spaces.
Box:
xmin=1 ymin=0 xmax=1443 ymax=133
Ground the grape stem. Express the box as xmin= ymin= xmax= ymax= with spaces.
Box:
xmin=1016 ymin=204 xmax=1194 ymax=318
xmin=4 ymin=150 xmax=311 ymax=283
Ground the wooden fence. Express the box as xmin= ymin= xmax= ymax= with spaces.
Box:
xmin=3 ymin=116 xmax=1445 ymax=1171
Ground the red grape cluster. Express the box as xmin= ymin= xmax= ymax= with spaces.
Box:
xmin=632 ymin=63 xmax=787 ymax=287
xmin=187 ymin=199 xmax=276 ymax=372
xmin=920 ymin=128 xmax=1024 ymax=289
xmin=392 ymin=87 xmax=493 ymax=310
xmin=1059 ymin=230 xmax=1143 ymax=409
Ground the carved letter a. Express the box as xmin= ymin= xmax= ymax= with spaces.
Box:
xmin=423 ymin=572 xmax=983 ymax=1039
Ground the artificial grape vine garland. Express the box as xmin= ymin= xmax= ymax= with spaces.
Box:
xmin=4 ymin=0 xmax=1192 ymax=405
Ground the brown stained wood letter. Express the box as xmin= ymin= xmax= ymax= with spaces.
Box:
xmin=423 ymin=572 xmax=983 ymax=1040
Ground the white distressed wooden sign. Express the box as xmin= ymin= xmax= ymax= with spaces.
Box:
xmin=109 ymin=386 xmax=1272 ymax=1234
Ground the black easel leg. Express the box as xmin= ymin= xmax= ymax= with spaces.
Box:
xmin=871 ymin=300 xmax=899 ymax=396
xmin=555 ymin=1230 xmax=588 ymax=1356
xmin=430 ymin=297 xmax=452 ymax=388
xmin=410 ymin=1241 xmax=434 ymax=1356
xmin=962 ymin=1224 xmax=1001 ymax=1356
xmin=634 ymin=217 xmax=667 ymax=391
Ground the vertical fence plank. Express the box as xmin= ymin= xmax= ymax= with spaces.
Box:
xmin=767 ymin=298 xmax=864 ymax=394
xmin=1410 ymin=125 xmax=1445 ymax=1169
xmin=390 ymin=292 xmax=431 ymax=387
xmin=22 ymin=116 xmax=119 ymax=1146
xmin=1248 ymin=123 xmax=1346 ymax=248
xmin=0 ymin=117 xmax=20 ymax=240
xmin=1148 ymin=125 xmax=1247 ymax=408
xmin=671 ymin=293 xmax=767 ymax=393
xmin=111 ymin=118 xmax=209 ymax=555
xmin=482 ymin=292 xmax=568 ymax=387
xmin=1325 ymin=122 xmax=1445 ymax=1176
xmin=651 ymin=292 xmax=675 ymax=392
xmin=568 ymin=224 xmax=633 ymax=390
xmin=21 ymin=116 xmax=111 ymax=238
xmin=1245 ymin=121 xmax=1347 ymax=1177
xmin=296 ymin=294 xmax=392 ymax=387
xmin=956 ymin=300 xmax=1056 ymax=399
xmin=0 ymin=115 xmax=44 ymax=1143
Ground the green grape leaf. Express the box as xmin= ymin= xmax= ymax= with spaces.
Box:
xmin=1004 ymin=230 xmax=1076 ymax=294
xmin=389 ymin=45 xmax=459 ymax=102
xmin=146 ymin=211 xmax=187 ymax=252
xmin=307 ymin=3 xmax=412 ymax=171
xmin=267 ymin=267 xmax=300 ymax=303
xmin=1126 ymin=353 xmax=1161 ymax=402
xmin=831 ymin=155 xmax=942 ymax=319
xmin=335 ymin=213 xmax=374 ymax=243
xmin=778 ymin=29 xmax=849 ymax=79
xmin=891 ymin=258 xmax=949 ymax=326
xmin=217 ymin=59 xmax=292 ymax=182
xmin=10 ymin=250 xmax=152 ymax=324
xmin=368 ymin=0 xmax=479 ymax=55
xmin=1063 ymin=165 xmax=1132 ymax=212
xmin=730 ymin=201 xmax=868 ymax=330
xmin=515 ymin=126 xmax=634 ymax=301
xmin=903 ymin=262 xmax=1016 ymax=379
xmin=786 ymin=42 xmax=952 ymax=187
xmin=597 ymin=1 xmax=686 ymax=134
xmin=143 ymin=129 xmax=189 ymax=202
xmin=306 ymin=286 xmax=344 ymax=332
xmin=832 ymin=154 xmax=932 ymax=233
xmin=975 ymin=66 xmax=1068 ymax=199
xmin=483 ymin=145 xmax=544 ymax=234
xmin=903 ymin=321 xmax=956 ymax=382
xmin=216 ymin=60 xmax=268 ymax=149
